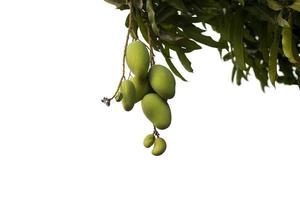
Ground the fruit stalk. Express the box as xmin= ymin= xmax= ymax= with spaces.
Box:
xmin=102 ymin=1 xmax=133 ymax=105
xmin=147 ymin=25 xmax=155 ymax=67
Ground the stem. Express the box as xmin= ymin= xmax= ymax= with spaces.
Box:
xmin=102 ymin=1 xmax=133 ymax=105
xmin=153 ymin=125 xmax=160 ymax=137
xmin=147 ymin=25 xmax=155 ymax=67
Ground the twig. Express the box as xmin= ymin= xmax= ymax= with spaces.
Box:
xmin=102 ymin=1 xmax=133 ymax=106
xmin=147 ymin=26 xmax=155 ymax=67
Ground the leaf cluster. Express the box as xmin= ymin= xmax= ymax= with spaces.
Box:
xmin=105 ymin=0 xmax=300 ymax=90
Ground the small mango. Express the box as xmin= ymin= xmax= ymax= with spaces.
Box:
xmin=143 ymin=134 xmax=155 ymax=148
xmin=141 ymin=93 xmax=172 ymax=130
xmin=149 ymin=65 xmax=176 ymax=99
xmin=126 ymin=41 xmax=150 ymax=78
xmin=120 ymin=80 xmax=136 ymax=111
xmin=152 ymin=137 xmax=167 ymax=156
xmin=131 ymin=76 xmax=152 ymax=102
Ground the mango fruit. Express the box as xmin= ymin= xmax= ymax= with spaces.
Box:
xmin=143 ymin=134 xmax=155 ymax=148
xmin=115 ymin=91 xmax=123 ymax=102
xmin=149 ymin=65 xmax=176 ymax=99
xmin=152 ymin=137 xmax=167 ymax=156
xmin=141 ymin=93 xmax=172 ymax=130
xmin=131 ymin=76 xmax=152 ymax=102
xmin=126 ymin=41 xmax=150 ymax=78
xmin=120 ymin=80 xmax=136 ymax=111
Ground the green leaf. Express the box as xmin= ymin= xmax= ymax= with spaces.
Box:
xmin=231 ymin=11 xmax=247 ymax=71
xmin=237 ymin=0 xmax=245 ymax=6
xmin=231 ymin=66 xmax=237 ymax=83
xmin=161 ymin=46 xmax=186 ymax=81
xmin=269 ymin=26 xmax=280 ymax=87
xmin=146 ymin=0 xmax=160 ymax=35
xmin=258 ymin=22 xmax=270 ymax=63
xmin=245 ymin=6 xmax=276 ymax=25
xmin=159 ymin=31 xmax=184 ymax=42
xmin=160 ymin=45 xmax=187 ymax=81
xmin=289 ymin=0 xmax=300 ymax=12
xmin=266 ymin=0 xmax=283 ymax=11
xmin=133 ymin=0 xmax=143 ymax=9
xmin=236 ymin=68 xmax=243 ymax=85
xmin=161 ymin=0 xmax=187 ymax=11
xmin=125 ymin=14 xmax=138 ymax=40
xmin=177 ymin=41 xmax=202 ymax=52
xmin=176 ymin=50 xmax=193 ymax=72
xmin=181 ymin=26 xmax=227 ymax=49
xmin=156 ymin=5 xmax=177 ymax=24
xmin=277 ymin=11 xmax=290 ymax=28
xmin=134 ymin=10 xmax=148 ymax=42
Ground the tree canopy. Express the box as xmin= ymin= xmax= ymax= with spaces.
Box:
xmin=105 ymin=0 xmax=300 ymax=91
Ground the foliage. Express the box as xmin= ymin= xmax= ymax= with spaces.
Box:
xmin=105 ymin=0 xmax=300 ymax=90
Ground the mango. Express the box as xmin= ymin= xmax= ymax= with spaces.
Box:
xmin=115 ymin=91 xmax=123 ymax=102
xmin=131 ymin=76 xmax=152 ymax=102
xmin=126 ymin=41 xmax=150 ymax=78
xmin=152 ymin=137 xmax=167 ymax=156
xmin=143 ymin=134 xmax=155 ymax=148
xmin=149 ymin=65 xmax=176 ymax=99
xmin=141 ymin=93 xmax=172 ymax=130
xmin=120 ymin=80 xmax=136 ymax=111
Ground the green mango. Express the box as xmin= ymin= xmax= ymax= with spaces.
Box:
xmin=131 ymin=76 xmax=152 ymax=102
xmin=141 ymin=93 xmax=172 ymax=130
xmin=120 ymin=80 xmax=136 ymax=111
xmin=115 ymin=91 xmax=123 ymax=102
xmin=143 ymin=134 xmax=155 ymax=148
xmin=152 ymin=137 xmax=167 ymax=156
xmin=126 ymin=41 xmax=150 ymax=78
xmin=149 ymin=65 xmax=176 ymax=99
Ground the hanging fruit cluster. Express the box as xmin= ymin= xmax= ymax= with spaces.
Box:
xmin=102 ymin=6 xmax=176 ymax=155
xmin=103 ymin=0 xmax=300 ymax=155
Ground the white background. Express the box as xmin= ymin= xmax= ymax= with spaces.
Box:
xmin=0 ymin=1 xmax=300 ymax=200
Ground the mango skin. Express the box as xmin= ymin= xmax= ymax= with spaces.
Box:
xmin=131 ymin=76 xmax=152 ymax=102
xmin=120 ymin=80 xmax=136 ymax=111
xmin=152 ymin=137 xmax=167 ymax=156
xmin=143 ymin=134 xmax=155 ymax=148
xmin=115 ymin=91 xmax=123 ymax=102
xmin=141 ymin=93 xmax=172 ymax=130
xmin=149 ymin=65 xmax=176 ymax=99
xmin=126 ymin=41 xmax=150 ymax=78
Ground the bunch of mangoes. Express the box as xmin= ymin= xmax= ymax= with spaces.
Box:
xmin=115 ymin=40 xmax=176 ymax=156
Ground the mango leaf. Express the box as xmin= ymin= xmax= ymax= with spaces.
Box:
xmin=231 ymin=66 xmax=237 ymax=83
xmin=236 ymin=69 xmax=243 ymax=85
xmin=146 ymin=0 xmax=160 ymax=35
xmin=266 ymin=0 xmax=283 ymax=11
xmin=159 ymin=31 xmax=184 ymax=42
xmin=161 ymin=0 xmax=187 ymax=11
xmin=156 ymin=4 xmax=177 ymax=24
xmin=133 ymin=0 xmax=143 ymax=9
xmin=125 ymin=14 xmax=138 ymax=39
xmin=258 ymin=22 xmax=270 ymax=63
xmin=181 ymin=26 xmax=227 ymax=49
xmin=268 ymin=25 xmax=280 ymax=86
xmin=231 ymin=11 xmax=247 ymax=71
xmin=223 ymin=52 xmax=233 ymax=61
xmin=159 ymin=44 xmax=187 ymax=81
xmin=245 ymin=6 xmax=276 ymax=24
xmin=289 ymin=0 xmax=300 ymax=12
xmin=134 ymin=10 xmax=148 ymax=42
xmin=277 ymin=10 xmax=290 ymax=28
xmin=176 ymin=50 xmax=193 ymax=72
